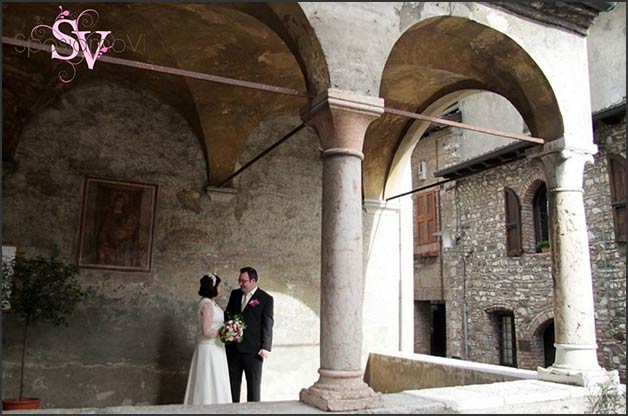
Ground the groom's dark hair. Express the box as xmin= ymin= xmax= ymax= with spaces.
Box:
xmin=240 ymin=266 xmax=258 ymax=282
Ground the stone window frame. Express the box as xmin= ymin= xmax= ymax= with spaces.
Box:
xmin=519 ymin=169 xmax=549 ymax=254
xmin=485 ymin=306 xmax=518 ymax=368
xmin=607 ymin=154 xmax=626 ymax=243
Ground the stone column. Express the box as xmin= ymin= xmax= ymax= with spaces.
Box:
xmin=299 ymin=89 xmax=384 ymax=411
xmin=530 ymin=142 xmax=619 ymax=387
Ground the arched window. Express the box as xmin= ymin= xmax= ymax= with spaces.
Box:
xmin=608 ymin=155 xmax=626 ymax=243
xmin=533 ymin=183 xmax=549 ymax=251
xmin=504 ymin=188 xmax=522 ymax=256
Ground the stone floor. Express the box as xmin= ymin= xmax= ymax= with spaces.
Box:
xmin=6 ymin=380 xmax=626 ymax=414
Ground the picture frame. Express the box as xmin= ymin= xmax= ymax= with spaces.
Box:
xmin=77 ymin=177 xmax=158 ymax=272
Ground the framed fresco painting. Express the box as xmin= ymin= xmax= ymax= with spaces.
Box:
xmin=78 ymin=177 xmax=158 ymax=272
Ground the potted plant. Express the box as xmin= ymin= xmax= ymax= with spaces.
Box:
xmin=536 ymin=240 xmax=550 ymax=253
xmin=2 ymin=254 xmax=93 ymax=410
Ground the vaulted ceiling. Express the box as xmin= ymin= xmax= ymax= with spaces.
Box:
xmin=2 ymin=2 xmax=327 ymax=185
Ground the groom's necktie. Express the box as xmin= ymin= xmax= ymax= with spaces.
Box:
xmin=241 ymin=293 xmax=249 ymax=312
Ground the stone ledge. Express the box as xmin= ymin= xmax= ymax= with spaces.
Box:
xmin=206 ymin=185 xmax=237 ymax=203
xmin=405 ymin=379 xmax=594 ymax=413
xmin=5 ymin=380 xmax=623 ymax=414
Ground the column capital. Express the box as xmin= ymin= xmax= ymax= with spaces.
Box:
xmin=301 ymin=88 xmax=384 ymax=153
xmin=526 ymin=139 xmax=598 ymax=190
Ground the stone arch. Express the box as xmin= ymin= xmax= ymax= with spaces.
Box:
xmin=484 ymin=305 xmax=515 ymax=315
xmin=519 ymin=169 xmax=547 ymax=254
xmin=520 ymin=308 xmax=555 ymax=369
xmin=362 ymin=15 xmax=563 ymax=200
xmin=523 ymin=307 xmax=554 ymax=339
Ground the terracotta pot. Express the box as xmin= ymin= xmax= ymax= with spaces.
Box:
xmin=2 ymin=397 xmax=41 ymax=411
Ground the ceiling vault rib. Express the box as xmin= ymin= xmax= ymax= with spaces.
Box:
xmin=383 ymin=105 xmax=545 ymax=144
xmin=217 ymin=123 xmax=307 ymax=188
xmin=2 ymin=36 xmax=313 ymax=99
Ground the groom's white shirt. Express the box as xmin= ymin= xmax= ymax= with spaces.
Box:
xmin=241 ymin=286 xmax=258 ymax=312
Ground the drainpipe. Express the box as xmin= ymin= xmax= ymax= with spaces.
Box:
xmin=454 ymin=182 xmax=469 ymax=360
xmin=462 ymin=250 xmax=469 ymax=360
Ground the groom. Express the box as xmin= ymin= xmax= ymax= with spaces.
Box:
xmin=225 ymin=266 xmax=274 ymax=402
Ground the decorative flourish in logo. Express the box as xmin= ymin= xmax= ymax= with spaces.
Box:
xmin=30 ymin=5 xmax=111 ymax=83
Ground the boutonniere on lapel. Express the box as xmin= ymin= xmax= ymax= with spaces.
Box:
xmin=248 ymin=299 xmax=260 ymax=308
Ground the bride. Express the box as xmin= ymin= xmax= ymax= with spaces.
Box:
xmin=184 ymin=273 xmax=232 ymax=405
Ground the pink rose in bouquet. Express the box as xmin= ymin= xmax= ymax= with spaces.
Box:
xmin=220 ymin=314 xmax=246 ymax=344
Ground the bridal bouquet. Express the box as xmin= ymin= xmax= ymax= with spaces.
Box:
xmin=220 ymin=314 xmax=246 ymax=344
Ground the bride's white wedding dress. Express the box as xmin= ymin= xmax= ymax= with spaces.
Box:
xmin=184 ymin=297 xmax=232 ymax=405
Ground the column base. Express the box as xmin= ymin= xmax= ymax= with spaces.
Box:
xmin=299 ymin=369 xmax=383 ymax=412
xmin=538 ymin=366 xmax=620 ymax=388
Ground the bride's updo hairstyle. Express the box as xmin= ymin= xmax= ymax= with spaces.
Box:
xmin=198 ymin=273 xmax=221 ymax=298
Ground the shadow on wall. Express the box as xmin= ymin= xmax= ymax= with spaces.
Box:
xmin=156 ymin=312 xmax=191 ymax=405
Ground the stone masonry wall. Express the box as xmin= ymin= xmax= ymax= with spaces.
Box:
xmin=586 ymin=116 xmax=627 ymax=380
xmin=1 ymin=83 xmax=324 ymax=407
xmin=438 ymin=117 xmax=626 ymax=382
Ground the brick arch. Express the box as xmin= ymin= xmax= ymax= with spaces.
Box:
xmin=484 ymin=305 xmax=514 ymax=314
xmin=519 ymin=168 xmax=546 ymax=254
xmin=518 ymin=308 xmax=554 ymax=370
xmin=523 ymin=307 xmax=554 ymax=339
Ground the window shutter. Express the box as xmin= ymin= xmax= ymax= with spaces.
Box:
xmin=608 ymin=156 xmax=626 ymax=242
xmin=416 ymin=189 xmax=438 ymax=246
xmin=505 ymin=188 xmax=522 ymax=256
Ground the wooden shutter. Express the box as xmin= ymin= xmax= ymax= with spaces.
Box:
xmin=608 ymin=156 xmax=626 ymax=242
xmin=416 ymin=189 xmax=438 ymax=246
xmin=505 ymin=188 xmax=522 ymax=256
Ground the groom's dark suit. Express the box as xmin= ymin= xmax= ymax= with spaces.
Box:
xmin=225 ymin=287 xmax=273 ymax=402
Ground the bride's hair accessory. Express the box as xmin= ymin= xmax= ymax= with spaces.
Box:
xmin=206 ymin=273 xmax=217 ymax=287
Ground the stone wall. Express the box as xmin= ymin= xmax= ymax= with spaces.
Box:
xmin=1 ymin=83 xmax=325 ymax=407
xmin=586 ymin=116 xmax=627 ymax=380
xmin=364 ymin=351 xmax=536 ymax=394
xmin=436 ymin=116 xmax=626 ymax=381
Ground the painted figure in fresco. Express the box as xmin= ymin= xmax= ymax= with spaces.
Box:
xmin=97 ymin=191 xmax=140 ymax=267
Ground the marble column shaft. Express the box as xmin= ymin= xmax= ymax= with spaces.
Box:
xmin=534 ymin=145 xmax=618 ymax=385
xmin=299 ymin=89 xmax=384 ymax=411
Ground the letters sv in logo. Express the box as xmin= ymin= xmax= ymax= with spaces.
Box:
xmin=51 ymin=18 xmax=111 ymax=70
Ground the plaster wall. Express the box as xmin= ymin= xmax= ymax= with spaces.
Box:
xmin=362 ymin=203 xmax=402 ymax=363
xmin=458 ymin=94 xmax=521 ymax=160
xmin=364 ymin=352 xmax=536 ymax=394
xmin=363 ymin=168 xmax=415 ymax=358
xmin=1 ymin=83 xmax=326 ymax=407
xmin=304 ymin=2 xmax=593 ymax=150
xmin=587 ymin=2 xmax=627 ymax=112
